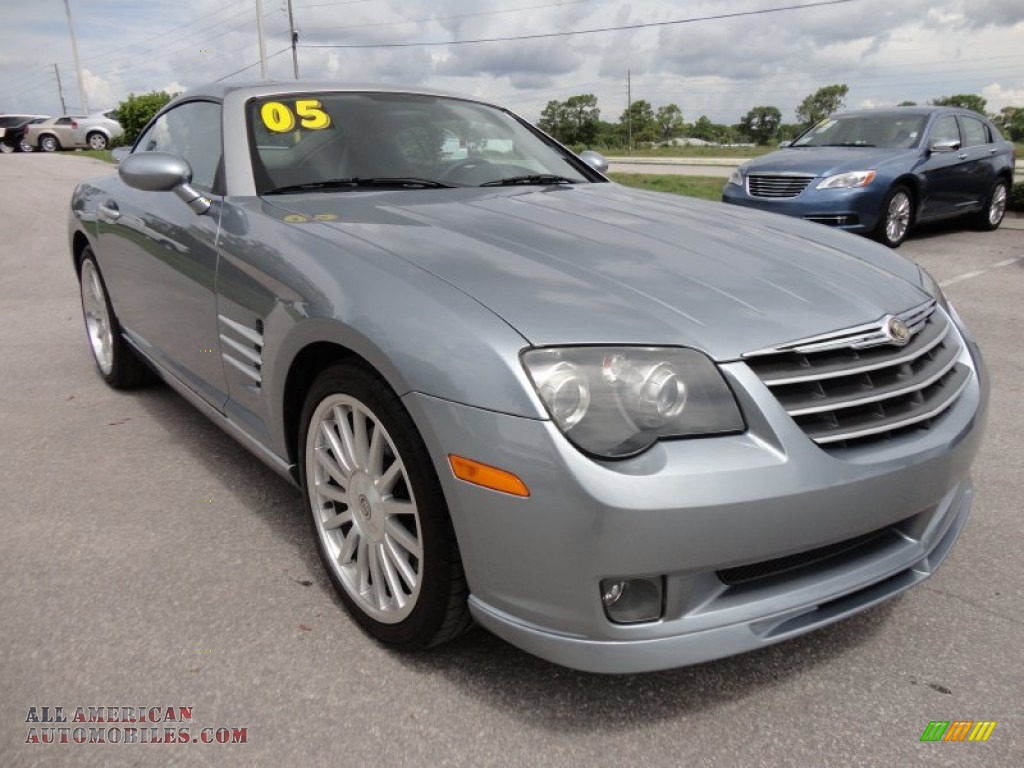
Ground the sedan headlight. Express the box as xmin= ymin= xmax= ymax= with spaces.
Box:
xmin=815 ymin=170 xmax=876 ymax=190
xmin=522 ymin=347 xmax=744 ymax=458
xmin=727 ymin=168 xmax=744 ymax=187
xmin=919 ymin=266 xmax=950 ymax=312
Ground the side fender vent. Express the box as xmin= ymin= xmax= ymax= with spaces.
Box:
xmin=218 ymin=315 xmax=264 ymax=388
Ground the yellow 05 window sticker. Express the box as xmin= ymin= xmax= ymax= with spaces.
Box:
xmin=260 ymin=99 xmax=332 ymax=133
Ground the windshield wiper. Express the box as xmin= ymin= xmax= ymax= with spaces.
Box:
xmin=265 ymin=177 xmax=456 ymax=194
xmin=479 ymin=174 xmax=579 ymax=187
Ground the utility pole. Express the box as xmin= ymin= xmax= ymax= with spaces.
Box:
xmin=627 ymin=69 xmax=632 ymax=152
xmin=255 ymin=0 xmax=268 ymax=79
xmin=53 ymin=63 xmax=68 ymax=115
xmin=287 ymin=0 xmax=300 ymax=79
xmin=62 ymin=0 xmax=88 ymax=113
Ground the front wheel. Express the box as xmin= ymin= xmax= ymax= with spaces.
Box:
xmin=973 ymin=178 xmax=1008 ymax=231
xmin=78 ymin=250 xmax=150 ymax=388
xmin=39 ymin=135 xmax=59 ymax=152
xmin=873 ymin=185 xmax=913 ymax=248
xmin=299 ymin=362 xmax=471 ymax=649
xmin=0 ymin=142 xmax=13 ymax=154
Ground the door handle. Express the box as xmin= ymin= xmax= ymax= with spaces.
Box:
xmin=989 ymin=148 xmax=997 ymax=155
xmin=957 ymin=153 xmax=968 ymax=160
xmin=97 ymin=202 xmax=120 ymax=221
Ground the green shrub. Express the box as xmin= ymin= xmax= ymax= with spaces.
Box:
xmin=1010 ymin=182 xmax=1024 ymax=212
xmin=115 ymin=91 xmax=176 ymax=146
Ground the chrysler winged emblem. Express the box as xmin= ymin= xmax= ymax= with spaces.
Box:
xmin=885 ymin=316 xmax=911 ymax=346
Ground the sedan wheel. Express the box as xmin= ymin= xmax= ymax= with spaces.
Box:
xmin=874 ymin=185 xmax=913 ymax=248
xmin=78 ymin=249 xmax=150 ymax=388
xmin=974 ymin=179 xmax=1008 ymax=231
xmin=0 ymin=142 xmax=13 ymax=154
xmin=301 ymin=362 xmax=471 ymax=648
xmin=19 ymin=140 xmax=33 ymax=152
xmin=87 ymin=132 xmax=108 ymax=150
xmin=40 ymin=135 xmax=59 ymax=152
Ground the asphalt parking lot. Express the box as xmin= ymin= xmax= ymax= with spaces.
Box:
xmin=1 ymin=153 xmax=1021 ymax=767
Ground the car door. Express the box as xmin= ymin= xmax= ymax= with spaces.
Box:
xmin=918 ymin=114 xmax=972 ymax=220
xmin=54 ymin=117 xmax=84 ymax=147
xmin=93 ymin=99 xmax=229 ymax=408
xmin=956 ymin=114 xmax=999 ymax=208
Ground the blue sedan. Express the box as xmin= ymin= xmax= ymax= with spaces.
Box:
xmin=722 ymin=107 xmax=1015 ymax=247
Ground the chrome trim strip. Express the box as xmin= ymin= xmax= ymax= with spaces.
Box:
xmin=219 ymin=333 xmax=262 ymax=365
xmin=745 ymin=300 xmax=936 ymax=357
xmin=223 ymin=354 xmax=262 ymax=383
xmin=786 ymin=351 xmax=961 ymax=416
xmin=758 ymin=322 xmax=950 ymax=385
xmin=217 ymin=314 xmax=263 ymax=346
xmin=811 ymin=372 xmax=971 ymax=444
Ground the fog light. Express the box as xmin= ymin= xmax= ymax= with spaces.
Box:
xmin=599 ymin=577 xmax=663 ymax=624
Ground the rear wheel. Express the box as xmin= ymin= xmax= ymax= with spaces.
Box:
xmin=86 ymin=132 xmax=108 ymax=150
xmin=0 ymin=142 xmax=13 ymax=154
xmin=39 ymin=134 xmax=59 ymax=152
xmin=78 ymin=250 xmax=150 ymax=388
xmin=299 ymin=362 xmax=471 ymax=649
xmin=873 ymin=184 xmax=913 ymax=248
xmin=973 ymin=178 xmax=1008 ymax=231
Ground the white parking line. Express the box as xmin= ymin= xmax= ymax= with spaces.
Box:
xmin=939 ymin=256 xmax=1024 ymax=287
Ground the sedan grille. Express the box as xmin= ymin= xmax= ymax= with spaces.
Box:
xmin=746 ymin=174 xmax=814 ymax=198
xmin=745 ymin=301 xmax=970 ymax=447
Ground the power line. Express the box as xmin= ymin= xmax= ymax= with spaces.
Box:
xmin=299 ymin=0 xmax=860 ymax=49
xmin=214 ymin=46 xmax=292 ymax=82
xmin=303 ymin=0 xmax=591 ymax=33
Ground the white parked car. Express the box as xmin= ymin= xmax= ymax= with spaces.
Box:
xmin=25 ymin=110 xmax=124 ymax=152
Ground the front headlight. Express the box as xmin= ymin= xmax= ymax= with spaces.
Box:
xmin=727 ymin=167 xmax=744 ymax=187
xmin=815 ymin=170 xmax=876 ymax=190
xmin=919 ymin=266 xmax=950 ymax=311
xmin=522 ymin=347 xmax=744 ymax=458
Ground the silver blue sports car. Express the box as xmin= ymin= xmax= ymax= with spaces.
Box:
xmin=69 ymin=83 xmax=988 ymax=673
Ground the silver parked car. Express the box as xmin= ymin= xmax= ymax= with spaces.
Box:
xmin=69 ymin=83 xmax=988 ymax=673
xmin=27 ymin=111 xmax=123 ymax=151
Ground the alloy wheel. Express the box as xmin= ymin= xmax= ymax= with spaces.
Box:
xmin=88 ymin=133 xmax=107 ymax=150
xmin=885 ymin=191 xmax=911 ymax=244
xmin=306 ymin=394 xmax=423 ymax=624
xmin=989 ymin=182 xmax=1007 ymax=226
xmin=80 ymin=259 xmax=114 ymax=375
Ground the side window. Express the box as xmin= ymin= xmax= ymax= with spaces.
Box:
xmin=135 ymin=101 xmax=223 ymax=192
xmin=929 ymin=115 xmax=960 ymax=148
xmin=959 ymin=116 xmax=989 ymax=147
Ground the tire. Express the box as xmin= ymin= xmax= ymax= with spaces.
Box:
xmin=86 ymin=132 xmax=108 ymax=150
xmin=299 ymin=361 xmax=471 ymax=650
xmin=78 ymin=249 xmax=150 ymax=388
xmin=873 ymin=184 xmax=913 ymax=248
xmin=0 ymin=141 xmax=13 ymax=154
xmin=973 ymin=178 xmax=1008 ymax=231
xmin=19 ymin=140 xmax=33 ymax=152
xmin=39 ymin=134 xmax=59 ymax=152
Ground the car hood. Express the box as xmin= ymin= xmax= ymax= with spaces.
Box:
xmin=266 ymin=184 xmax=927 ymax=360
xmin=742 ymin=147 xmax=912 ymax=177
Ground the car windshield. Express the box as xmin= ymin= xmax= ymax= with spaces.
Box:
xmin=792 ymin=114 xmax=926 ymax=149
xmin=246 ymin=92 xmax=593 ymax=193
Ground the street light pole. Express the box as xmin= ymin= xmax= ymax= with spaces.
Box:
xmin=287 ymin=0 xmax=300 ymax=79
xmin=255 ymin=0 xmax=268 ymax=79
xmin=53 ymin=63 xmax=68 ymax=114
xmin=62 ymin=0 xmax=89 ymax=113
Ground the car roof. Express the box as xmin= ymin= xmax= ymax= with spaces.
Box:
xmin=173 ymin=80 xmax=498 ymax=107
xmin=831 ymin=107 xmax=989 ymax=120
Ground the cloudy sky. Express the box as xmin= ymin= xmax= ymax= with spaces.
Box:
xmin=1 ymin=0 xmax=1022 ymax=125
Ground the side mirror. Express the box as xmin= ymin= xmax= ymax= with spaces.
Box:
xmin=579 ymin=150 xmax=609 ymax=174
xmin=119 ymin=151 xmax=211 ymax=214
xmin=778 ymin=140 xmax=792 ymax=148
xmin=111 ymin=147 xmax=130 ymax=164
xmin=929 ymin=139 xmax=960 ymax=153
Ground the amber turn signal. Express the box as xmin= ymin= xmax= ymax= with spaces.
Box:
xmin=448 ymin=455 xmax=530 ymax=497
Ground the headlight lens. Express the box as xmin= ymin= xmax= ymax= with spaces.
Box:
xmin=727 ymin=168 xmax=744 ymax=187
xmin=815 ymin=170 xmax=876 ymax=190
xmin=919 ymin=266 xmax=950 ymax=311
xmin=522 ymin=347 xmax=744 ymax=458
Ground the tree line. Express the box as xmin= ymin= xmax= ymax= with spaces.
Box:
xmin=536 ymin=84 xmax=1024 ymax=150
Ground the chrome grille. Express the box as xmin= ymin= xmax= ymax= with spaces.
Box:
xmin=745 ymin=302 xmax=970 ymax=447
xmin=747 ymin=174 xmax=814 ymax=198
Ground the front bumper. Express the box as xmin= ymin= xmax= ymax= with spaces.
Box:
xmin=722 ymin=182 xmax=888 ymax=235
xmin=403 ymin=335 xmax=988 ymax=674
